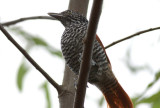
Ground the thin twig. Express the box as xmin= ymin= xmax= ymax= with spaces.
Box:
xmin=2 ymin=15 xmax=160 ymax=50
xmin=0 ymin=23 xmax=62 ymax=93
xmin=2 ymin=16 xmax=55 ymax=26
xmin=105 ymin=26 xmax=160 ymax=49
xmin=73 ymin=0 xmax=103 ymax=108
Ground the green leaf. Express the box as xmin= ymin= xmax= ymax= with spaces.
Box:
xmin=47 ymin=47 xmax=62 ymax=57
xmin=9 ymin=26 xmax=35 ymax=41
xmin=16 ymin=62 xmax=30 ymax=91
xmin=131 ymin=96 xmax=141 ymax=107
xmin=138 ymin=91 xmax=160 ymax=104
xmin=146 ymin=71 xmax=160 ymax=89
xmin=153 ymin=99 xmax=160 ymax=108
xmin=9 ymin=26 xmax=62 ymax=58
xmin=41 ymin=82 xmax=51 ymax=108
xmin=98 ymin=96 xmax=105 ymax=107
xmin=31 ymin=37 xmax=48 ymax=46
xmin=124 ymin=47 xmax=152 ymax=73
xmin=139 ymin=91 xmax=160 ymax=108
xmin=133 ymin=70 xmax=160 ymax=107
xmin=155 ymin=71 xmax=160 ymax=80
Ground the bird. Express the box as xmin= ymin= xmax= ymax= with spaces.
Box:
xmin=48 ymin=10 xmax=133 ymax=108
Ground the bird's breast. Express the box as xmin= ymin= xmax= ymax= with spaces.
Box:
xmin=61 ymin=29 xmax=84 ymax=74
xmin=61 ymin=27 xmax=114 ymax=84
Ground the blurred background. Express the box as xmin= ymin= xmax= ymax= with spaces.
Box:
xmin=0 ymin=0 xmax=160 ymax=108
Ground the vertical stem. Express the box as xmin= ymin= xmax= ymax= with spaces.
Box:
xmin=68 ymin=0 xmax=89 ymax=16
xmin=59 ymin=1 xmax=89 ymax=108
xmin=74 ymin=0 xmax=103 ymax=108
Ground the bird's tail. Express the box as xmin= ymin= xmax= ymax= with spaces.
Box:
xmin=97 ymin=80 xmax=133 ymax=108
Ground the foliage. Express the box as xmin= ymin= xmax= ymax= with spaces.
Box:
xmin=9 ymin=26 xmax=62 ymax=57
xmin=41 ymin=82 xmax=52 ymax=108
xmin=125 ymin=48 xmax=160 ymax=108
xmin=4 ymin=16 xmax=160 ymax=108
xmin=123 ymin=48 xmax=152 ymax=73
xmin=16 ymin=60 xmax=30 ymax=91
xmin=8 ymin=26 xmax=62 ymax=108
xmin=97 ymin=47 xmax=160 ymax=108
xmin=132 ymin=71 xmax=160 ymax=107
xmin=98 ymin=96 xmax=105 ymax=107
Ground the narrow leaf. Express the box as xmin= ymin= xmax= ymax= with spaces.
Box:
xmin=16 ymin=62 xmax=29 ymax=91
xmin=9 ymin=26 xmax=35 ymax=41
xmin=31 ymin=37 xmax=48 ymax=46
xmin=47 ymin=47 xmax=62 ymax=57
xmin=153 ymin=100 xmax=160 ymax=108
xmin=131 ymin=96 xmax=141 ymax=107
xmin=155 ymin=71 xmax=160 ymax=80
xmin=98 ymin=96 xmax=105 ymax=107
xmin=138 ymin=91 xmax=160 ymax=104
xmin=9 ymin=26 xmax=62 ymax=58
xmin=41 ymin=82 xmax=51 ymax=108
xmin=124 ymin=48 xmax=152 ymax=73
xmin=146 ymin=71 xmax=160 ymax=89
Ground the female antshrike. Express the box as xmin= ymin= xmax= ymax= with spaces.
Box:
xmin=48 ymin=10 xmax=133 ymax=108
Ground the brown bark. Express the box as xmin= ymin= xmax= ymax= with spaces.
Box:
xmin=68 ymin=0 xmax=89 ymax=16
xmin=59 ymin=65 xmax=76 ymax=108
xmin=73 ymin=0 xmax=103 ymax=108
xmin=58 ymin=0 xmax=89 ymax=108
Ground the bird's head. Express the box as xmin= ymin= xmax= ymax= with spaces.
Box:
xmin=48 ymin=10 xmax=88 ymax=27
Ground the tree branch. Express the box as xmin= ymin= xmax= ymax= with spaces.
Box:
xmin=74 ymin=0 xmax=103 ymax=108
xmin=3 ymin=16 xmax=160 ymax=49
xmin=2 ymin=15 xmax=160 ymax=50
xmin=105 ymin=26 xmax=160 ymax=49
xmin=58 ymin=1 xmax=90 ymax=108
xmin=2 ymin=16 xmax=55 ymax=26
xmin=0 ymin=23 xmax=62 ymax=93
xmin=68 ymin=0 xmax=89 ymax=16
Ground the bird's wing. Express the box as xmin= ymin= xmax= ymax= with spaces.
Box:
xmin=96 ymin=35 xmax=112 ymax=69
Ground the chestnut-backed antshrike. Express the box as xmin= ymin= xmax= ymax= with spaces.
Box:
xmin=48 ymin=10 xmax=133 ymax=108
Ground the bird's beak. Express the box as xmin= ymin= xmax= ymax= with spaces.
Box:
xmin=48 ymin=13 xmax=63 ymax=20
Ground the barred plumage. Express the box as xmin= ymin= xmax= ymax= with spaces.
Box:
xmin=48 ymin=10 xmax=133 ymax=108
xmin=58 ymin=10 xmax=115 ymax=84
